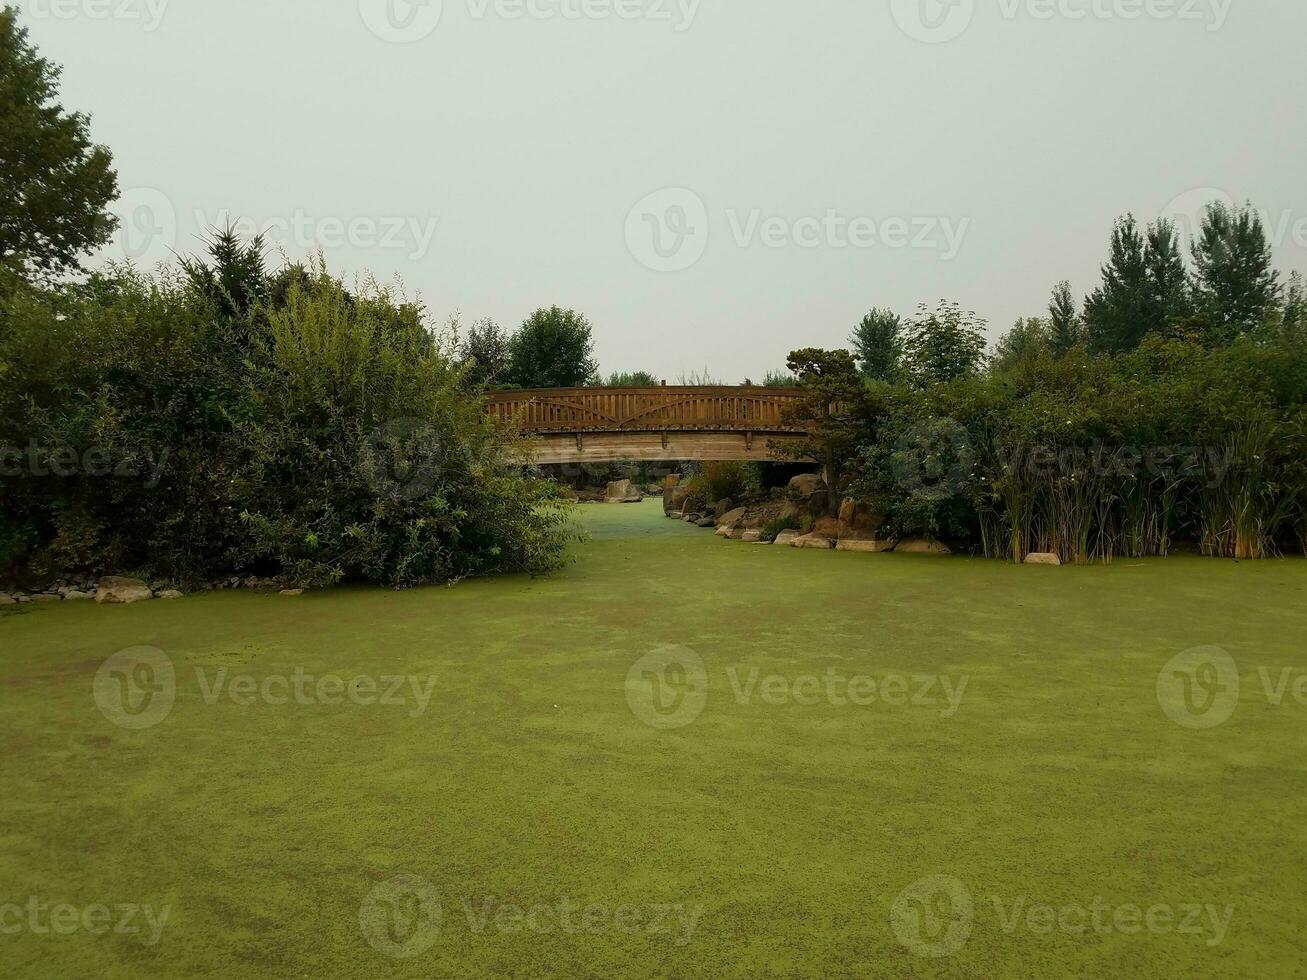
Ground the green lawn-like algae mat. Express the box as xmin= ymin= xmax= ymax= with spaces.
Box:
xmin=2 ymin=499 xmax=1306 ymax=978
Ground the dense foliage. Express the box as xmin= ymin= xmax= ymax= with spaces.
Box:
xmin=0 ymin=5 xmax=119 ymax=285
xmin=0 ymin=247 xmax=575 ymax=589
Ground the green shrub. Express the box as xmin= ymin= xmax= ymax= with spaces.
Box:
xmin=0 ymin=260 xmax=576 ymax=588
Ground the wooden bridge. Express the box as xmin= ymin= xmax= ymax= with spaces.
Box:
xmin=484 ymin=387 xmax=814 ymax=464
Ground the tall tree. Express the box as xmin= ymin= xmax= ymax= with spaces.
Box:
xmin=781 ymin=348 xmax=865 ymax=515
xmin=850 ymin=307 xmax=903 ymax=382
xmin=0 ymin=6 xmax=119 ymax=283
xmin=1048 ymin=281 xmax=1080 ymax=355
xmin=1191 ymin=201 xmax=1281 ymax=343
xmin=508 ymin=306 xmax=599 ymax=388
xmin=1144 ymin=217 xmax=1192 ymax=333
xmin=1083 ymin=215 xmax=1150 ymax=354
xmin=901 ymin=301 xmax=988 ymax=387
xmin=460 ymin=317 xmax=512 ymax=388
xmin=991 ymin=317 xmax=1050 ymax=374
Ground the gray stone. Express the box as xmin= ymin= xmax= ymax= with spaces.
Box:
xmin=158 ymin=589 xmax=185 ymax=600
xmin=773 ymin=530 xmax=802 ymax=546
xmin=95 ymin=576 xmax=154 ymax=604
xmin=894 ymin=537 xmax=952 ymax=555
xmin=791 ymin=533 xmax=835 ymax=550
xmin=605 ymin=479 xmax=643 ymax=504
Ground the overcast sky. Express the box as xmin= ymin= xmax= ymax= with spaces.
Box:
xmin=23 ymin=0 xmax=1307 ymax=381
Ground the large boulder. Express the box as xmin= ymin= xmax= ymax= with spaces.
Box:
xmin=836 ymin=539 xmax=893 ymax=553
xmin=788 ymin=473 xmax=829 ymax=514
xmin=773 ymin=530 xmax=802 ymax=547
xmin=715 ymin=507 xmax=747 ymax=529
xmin=791 ymin=533 xmax=835 ymax=550
xmin=664 ymin=476 xmax=692 ymax=517
xmin=95 ymin=576 xmax=154 ymax=604
xmin=894 ymin=537 xmax=952 ymax=556
xmin=605 ymin=479 xmax=643 ymax=504
xmin=838 ymin=498 xmax=886 ymax=539
xmin=1024 ymin=553 xmax=1062 ymax=566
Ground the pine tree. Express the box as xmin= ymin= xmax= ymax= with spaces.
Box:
xmin=1084 ymin=215 xmax=1150 ymax=354
xmin=1048 ymin=281 xmax=1080 ymax=355
xmin=1191 ymin=201 xmax=1281 ymax=343
xmin=1144 ymin=218 xmax=1191 ymax=333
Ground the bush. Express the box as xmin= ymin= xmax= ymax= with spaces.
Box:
xmin=681 ymin=461 xmax=761 ymax=512
xmin=0 ymin=261 xmax=577 ymax=588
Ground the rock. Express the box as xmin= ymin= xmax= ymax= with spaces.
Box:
xmin=789 ymin=473 xmax=827 ymax=496
xmin=715 ymin=507 xmax=747 ymax=529
xmin=62 ymin=591 xmax=93 ymax=601
xmin=716 ymin=527 xmax=745 ymax=540
xmin=95 ymin=576 xmax=154 ymax=604
xmin=1025 ymin=553 xmax=1062 ymax=566
xmin=791 ymin=533 xmax=835 ymax=550
xmin=695 ymin=517 xmax=716 ymax=528
xmin=838 ymin=498 xmax=886 ymax=539
xmin=773 ymin=530 xmax=802 ymax=546
xmin=30 ymin=593 xmax=61 ymax=603
xmin=894 ymin=537 xmax=952 ymax=555
xmin=740 ymin=530 xmax=764 ymax=543
xmin=280 ymin=589 xmax=305 ymax=597
xmin=811 ymin=516 xmax=844 ymax=538
xmin=684 ymin=513 xmax=699 ymax=523
xmin=158 ymin=590 xmax=185 ymax=600
xmin=557 ymin=485 xmax=579 ymax=501
xmin=605 ymin=479 xmax=643 ymax=504
xmin=0 ymin=594 xmax=15 ymax=605
xmin=713 ymin=498 xmax=735 ymax=519
xmin=836 ymin=539 xmax=893 ymax=553
xmin=664 ymin=475 xmax=691 ymax=516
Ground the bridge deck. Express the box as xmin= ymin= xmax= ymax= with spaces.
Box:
xmin=484 ymin=386 xmax=813 ymax=464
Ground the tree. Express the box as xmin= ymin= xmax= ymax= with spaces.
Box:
xmin=780 ymin=348 xmax=866 ymax=515
xmin=601 ymin=370 xmax=659 ymax=387
xmin=991 ymin=317 xmax=1050 ymax=374
xmin=0 ymin=6 xmax=119 ymax=283
xmin=508 ymin=306 xmax=599 ymax=388
xmin=901 ymin=301 xmax=988 ymax=387
xmin=850 ymin=307 xmax=903 ymax=382
xmin=180 ymin=227 xmax=269 ymax=323
xmin=762 ymin=368 xmax=798 ymax=387
xmin=1144 ymin=217 xmax=1191 ymax=333
xmin=1084 ymin=215 xmax=1150 ymax=354
xmin=460 ymin=317 xmax=512 ymax=388
xmin=1191 ymin=201 xmax=1281 ymax=343
xmin=1048 ymin=281 xmax=1080 ymax=354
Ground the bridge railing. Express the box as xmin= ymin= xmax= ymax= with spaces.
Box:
xmin=484 ymin=386 xmax=809 ymax=433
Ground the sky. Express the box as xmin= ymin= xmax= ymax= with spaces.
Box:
xmin=21 ymin=0 xmax=1307 ymax=382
